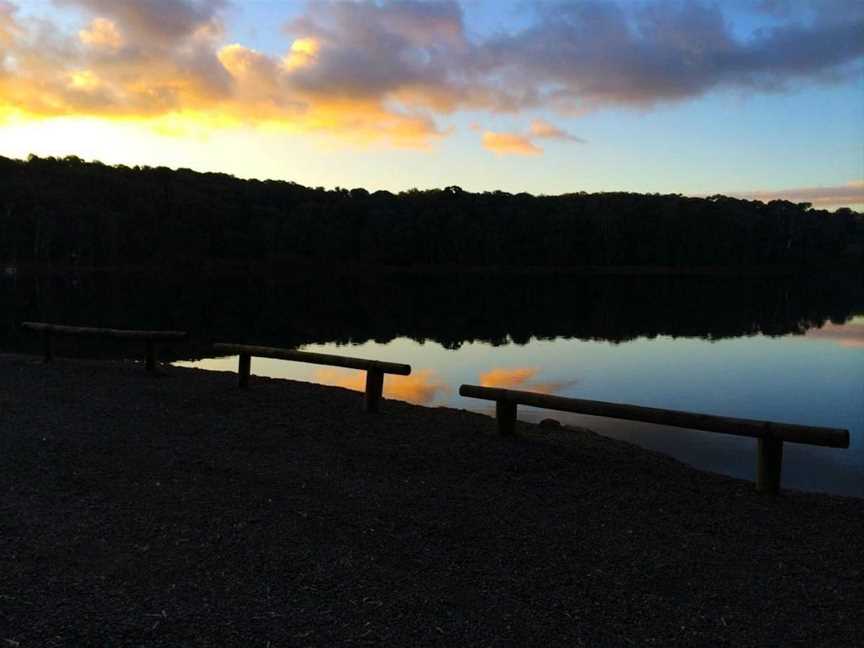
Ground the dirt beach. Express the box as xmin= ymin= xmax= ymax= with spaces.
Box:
xmin=1 ymin=354 xmax=861 ymax=647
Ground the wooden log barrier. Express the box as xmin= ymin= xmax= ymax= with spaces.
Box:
xmin=21 ymin=322 xmax=188 ymax=372
xmin=238 ymin=352 xmax=251 ymax=389
xmin=459 ymin=384 xmax=849 ymax=494
xmin=214 ymin=343 xmax=411 ymax=413
xmin=365 ymin=369 xmax=384 ymax=413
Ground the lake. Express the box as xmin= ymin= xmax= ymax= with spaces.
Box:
xmin=4 ymin=269 xmax=862 ymax=496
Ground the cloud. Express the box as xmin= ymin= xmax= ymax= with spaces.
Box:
xmin=313 ymin=367 xmax=450 ymax=405
xmin=734 ymin=181 xmax=864 ymax=207
xmin=481 ymin=118 xmax=585 ymax=155
xmin=0 ymin=0 xmax=448 ymax=144
xmin=0 ymin=0 xmax=863 ymax=146
xmin=78 ymin=18 xmax=122 ymax=50
xmin=484 ymin=1 xmax=864 ymax=112
xmin=482 ymin=131 xmax=541 ymax=156
xmin=0 ymin=1 xmax=20 ymax=48
xmin=529 ymin=118 xmax=585 ymax=143
xmin=0 ymin=0 xmax=232 ymax=120
xmin=479 ymin=367 xmax=576 ymax=395
xmin=56 ymin=0 xmax=227 ymax=45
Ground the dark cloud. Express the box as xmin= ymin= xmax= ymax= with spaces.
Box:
xmin=483 ymin=0 xmax=864 ymax=111
xmin=54 ymin=0 xmax=227 ymax=44
xmin=754 ymin=0 xmax=864 ymax=19
xmin=282 ymin=0 xmax=471 ymax=105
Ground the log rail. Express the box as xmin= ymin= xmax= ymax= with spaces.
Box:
xmin=458 ymin=384 xmax=850 ymax=494
xmin=21 ymin=321 xmax=187 ymax=372
xmin=213 ymin=343 xmax=411 ymax=413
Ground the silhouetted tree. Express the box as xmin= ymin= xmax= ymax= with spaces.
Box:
xmin=0 ymin=155 xmax=861 ymax=270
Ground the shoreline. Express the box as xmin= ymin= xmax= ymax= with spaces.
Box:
xmin=2 ymin=354 xmax=862 ymax=646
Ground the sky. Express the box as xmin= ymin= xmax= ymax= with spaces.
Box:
xmin=0 ymin=0 xmax=862 ymax=208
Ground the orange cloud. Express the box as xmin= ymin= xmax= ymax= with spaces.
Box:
xmin=281 ymin=37 xmax=320 ymax=72
xmin=479 ymin=367 xmax=576 ymax=395
xmin=479 ymin=119 xmax=586 ymax=156
xmin=0 ymin=2 xmax=21 ymax=47
xmin=529 ymin=118 xmax=585 ymax=143
xmin=314 ymin=368 xmax=450 ymax=405
xmin=482 ymin=131 xmax=542 ymax=156
xmin=0 ymin=0 xmax=450 ymax=147
xmin=481 ymin=367 xmax=539 ymax=389
xmin=79 ymin=17 xmax=122 ymax=49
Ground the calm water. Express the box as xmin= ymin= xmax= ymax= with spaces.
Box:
xmin=4 ymin=270 xmax=862 ymax=496
xmin=178 ymin=316 xmax=864 ymax=497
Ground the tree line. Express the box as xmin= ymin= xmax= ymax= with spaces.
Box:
xmin=1 ymin=155 xmax=861 ymax=269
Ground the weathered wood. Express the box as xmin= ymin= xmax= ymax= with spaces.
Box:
xmin=238 ymin=353 xmax=251 ymax=389
xmin=496 ymin=400 xmax=517 ymax=436
xmin=757 ymin=438 xmax=784 ymax=494
xmin=458 ymin=385 xmax=849 ymax=448
xmin=145 ymin=340 xmax=157 ymax=372
xmin=21 ymin=322 xmax=187 ymax=340
xmin=22 ymin=321 xmax=187 ymax=372
xmin=214 ymin=343 xmax=411 ymax=376
xmin=365 ymin=369 xmax=384 ymax=412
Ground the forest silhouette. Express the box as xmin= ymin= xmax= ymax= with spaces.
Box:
xmin=1 ymin=155 xmax=862 ymax=270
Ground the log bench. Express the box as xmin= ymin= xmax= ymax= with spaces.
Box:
xmin=20 ymin=322 xmax=188 ymax=372
xmin=459 ymin=384 xmax=849 ymax=494
xmin=213 ymin=343 xmax=411 ymax=412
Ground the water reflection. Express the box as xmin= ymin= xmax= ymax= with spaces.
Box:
xmin=4 ymin=270 xmax=862 ymax=496
xmin=176 ymin=321 xmax=863 ymax=497
xmin=804 ymin=316 xmax=864 ymax=348
xmin=479 ymin=367 xmax=578 ymax=394
xmin=314 ymin=367 xmax=450 ymax=405
xmin=3 ymin=270 xmax=862 ymax=358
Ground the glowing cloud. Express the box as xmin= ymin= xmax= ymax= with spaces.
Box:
xmin=0 ymin=0 xmax=449 ymax=146
xmin=0 ymin=1 xmax=21 ymax=47
xmin=482 ymin=131 xmax=542 ymax=156
xmin=282 ymin=37 xmax=319 ymax=71
xmin=529 ymin=119 xmax=585 ymax=143
xmin=79 ymin=17 xmax=123 ymax=49
xmin=480 ymin=118 xmax=585 ymax=155
xmin=67 ymin=70 xmax=101 ymax=90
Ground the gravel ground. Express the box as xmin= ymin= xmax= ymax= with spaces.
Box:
xmin=1 ymin=353 xmax=862 ymax=647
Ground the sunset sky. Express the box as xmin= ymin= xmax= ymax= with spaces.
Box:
xmin=1 ymin=0 xmax=862 ymax=207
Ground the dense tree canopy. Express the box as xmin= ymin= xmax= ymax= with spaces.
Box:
xmin=1 ymin=155 xmax=861 ymax=269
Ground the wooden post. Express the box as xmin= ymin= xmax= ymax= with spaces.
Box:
xmin=43 ymin=331 xmax=53 ymax=363
xmin=238 ymin=353 xmax=251 ymax=388
xmin=365 ymin=369 xmax=384 ymax=412
xmin=757 ymin=438 xmax=784 ymax=494
xmin=496 ymin=400 xmax=517 ymax=436
xmin=145 ymin=340 xmax=157 ymax=373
